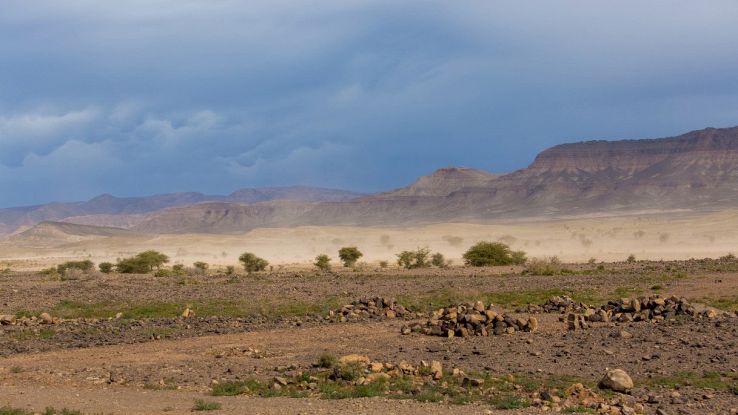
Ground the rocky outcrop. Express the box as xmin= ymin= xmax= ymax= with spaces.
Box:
xmin=379 ymin=167 xmax=500 ymax=197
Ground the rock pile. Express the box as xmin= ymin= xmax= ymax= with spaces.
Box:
xmin=531 ymin=382 xmax=644 ymax=415
xmin=327 ymin=297 xmax=419 ymax=322
xmin=404 ymin=301 xmax=538 ymax=337
xmin=518 ymin=295 xmax=590 ymax=314
xmin=0 ymin=313 xmax=59 ymax=326
xmin=567 ymin=295 xmax=729 ymax=328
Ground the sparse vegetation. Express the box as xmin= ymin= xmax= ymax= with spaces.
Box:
xmin=239 ymin=252 xmax=269 ymax=273
xmin=98 ymin=262 xmax=113 ymax=273
xmin=396 ymin=247 xmax=431 ymax=269
xmin=338 ymin=247 xmax=363 ymax=267
xmin=524 ymin=256 xmax=567 ymax=276
xmin=462 ymin=242 xmax=526 ymax=266
xmin=57 ymin=260 xmax=94 ymax=275
xmin=317 ymin=352 xmax=338 ymax=368
xmin=116 ymin=250 xmax=169 ymax=273
xmin=431 ymin=252 xmax=446 ymax=268
xmin=192 ymin=399 xmax=221 ymax=411
xmin=225 ymin=265 xmax=236 ymax=275
xmin=626 ymin=254 xmax=637 ymax=263
xmin=193 ymin=261 xmax=209 ymax=272
xmin=192 ymin=399 xmax=222 ymax=411
xmin=314 ymin=254 xmax=331 ymax=271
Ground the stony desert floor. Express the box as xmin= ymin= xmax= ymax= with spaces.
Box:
xmin=0 ymin=260 xmax=737 ymax=414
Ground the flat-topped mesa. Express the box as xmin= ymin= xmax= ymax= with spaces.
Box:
xmin=527 ymin=126 xmax=738 ymax=174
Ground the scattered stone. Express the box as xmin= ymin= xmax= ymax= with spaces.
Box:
xmin=567 ymin=313 xmax=588 ymax=331
xmin=39 ymin=312 xmax=54 ymax=325
xmin=598 ymin=368 xmax=634 ymax=393
xmin=338 ymin=354 xmax=370 ymax=365
xmin=430 ymin=360 xmax=443 ymax=380
xmin=328 ymin=297 xmax=418 ymax=322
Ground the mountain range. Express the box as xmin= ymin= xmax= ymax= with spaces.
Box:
xmin=3 ymin=125 xmax=738 ymax=236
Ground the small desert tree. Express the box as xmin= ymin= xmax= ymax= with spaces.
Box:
xmin=462 ymin=242 xmax=526 ymax=267
xmin=98 ymin=262 xmax=114 ymax=274
xmin=396 ymin=247 xmax=432 ymax=269
xmin=338 ymin=247 xmax=363 ymax=267
xmin=314 ymin=254 xmax=331 ymax=271
xmin=193 ymin=261 xmax=209 ymax=271
xmin=116 ymin=250 xmax=169 ymax=273
xmin=239 ymin=252 xmax=269 ymax=273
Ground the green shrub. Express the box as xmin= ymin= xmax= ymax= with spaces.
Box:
xmin=317 ymin=352 xmax=338 ymax=368
xmin=57 ymin=260 xmax=94 ymax=275
xmin=333 ymin=363 xmax=364 ymax=381
xmin=314 ymin=254 xmax=331 ymax=271
xmin=462 ymin=242 xmax=525 ymax=266
xmin=225 ymin=265 xmax=235 ymax=275
xmin=116 ymin=250 xmax=169 ymax=273
xmin=154 ymin=269 xmax=174 ymax=278
xmin=626 ymin=254 xmax=636 ymax=263
xmin=193 ymin=261 xmax=209 ymax=271
xmin=378 ymin=260 xmax=388 ymax=268
xmin=396 ymin=247 xmax=431 ymax=269
xmin=338 ymin=247 xmax=363 ymax=267
xmin=239 ymin=252 xmax=268 ymax=273
xmin=192 ymin=399 xmax=221 ymax=411
xmin=98 ymin=262 xmax=114 ymax=273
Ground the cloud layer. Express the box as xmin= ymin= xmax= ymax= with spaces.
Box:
xmin=2 ymin=1 xmax=738 ymax=206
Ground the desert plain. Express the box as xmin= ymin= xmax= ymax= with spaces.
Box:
xmin=1 ymin=210 xmax=737 ymax=415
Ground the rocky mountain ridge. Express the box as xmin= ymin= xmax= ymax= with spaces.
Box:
xmin=4 ymin=125 xmax=738 ymax=236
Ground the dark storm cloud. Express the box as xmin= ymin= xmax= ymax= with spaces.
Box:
xmin=2 ymin=1 xmax=738 ymax=206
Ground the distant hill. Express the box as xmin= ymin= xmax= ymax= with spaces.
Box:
xmin=5 ymin=125 xmax=738 ymax=236
xmin=0 ymin=186 xmax=363 ymax=234
xmin=379 ymin=167 xmax=501 ymax=197
xmin=10 ymin=221 xmax=134 ymax=243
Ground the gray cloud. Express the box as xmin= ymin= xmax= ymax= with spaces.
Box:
xmin=1 ymin=1 xmax=738 ymax=206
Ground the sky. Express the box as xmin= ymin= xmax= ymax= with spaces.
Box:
xmin=2 ymin=1 xmax=738 ymax=207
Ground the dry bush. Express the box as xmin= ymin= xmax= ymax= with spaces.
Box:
xmin=524 ymin=257 xmax=564 ymax=276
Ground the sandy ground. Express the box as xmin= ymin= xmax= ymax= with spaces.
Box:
xmin=3 ymin=209 xmax=738 ymax=271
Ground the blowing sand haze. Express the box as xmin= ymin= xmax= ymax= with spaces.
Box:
xmin=1 ymin=2 xmax=738 ymax=414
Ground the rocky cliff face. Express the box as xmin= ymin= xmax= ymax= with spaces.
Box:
xmin=528 ymin=127 xmax=738 ymax=175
